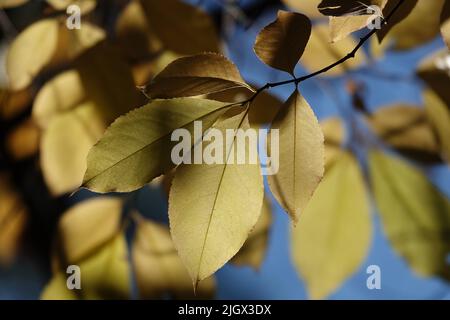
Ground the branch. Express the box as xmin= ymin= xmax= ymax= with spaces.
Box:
xmin=238 ymin=0 xmax=406 ymax=106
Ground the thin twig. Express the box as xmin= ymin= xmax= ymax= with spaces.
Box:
xmin=236 ymin=0 xmax=406 ymax=107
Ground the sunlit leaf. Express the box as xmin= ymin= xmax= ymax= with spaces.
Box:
xmin=268 ymin=90 xmax=324 ymax=223
xmin=46 ymin=0 xmax=96 ymax=14
xmin=139 ymin=0 xmax=220 ymax=55
xmin=369 ymin=151 xmax=450 ymax=280
xmin=6 ymin=19 xmax=59 ymax=90
xmin=321 ymin=117 xmax=345 ymax=168
xmin=231 ymin=196 xmax=272 ymax=270
xmin=292 ymin=152 xmax=371 ymax=299
xmin=281 ymin=0 xmax=323 ymax=18
xmin=169 ymin=109 xmax=264 ymax=284
xmin=301 ymin=24 xmax=366 ymax=76
xmin=83 ymin=98 xmax=230 ymax=193
xmin=6 ymin=118 xmax=40 ymax=160
xmin=133 ymin=215 xmax=215 ymax=299
xmin=254 ymin=10 xmax=311 ymax=74
xmin=144 ymin=53 xmax=253 ymax=99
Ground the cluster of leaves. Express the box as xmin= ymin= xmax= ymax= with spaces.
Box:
xmin=0 ymin=0 xmax=449 ymax=299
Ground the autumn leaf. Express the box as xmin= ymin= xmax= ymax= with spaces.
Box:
xmin=301 ymin=24 xmax=366 ymax=76
xmin=369 ymin=151 xmax=450 ymax=280
xmin=268 ymin=90 xmax=324 ymax=223
xmin=133 ymin=215 xmax=215 ymax=299
xmin=254 ymin=10 xmax=312 ymax=74
xmin=139 ymin=0 xmax=220 ymax=55
xmin=169 ymin=109 xmax=264 ymax=285
xmin=292 ymin=152 xmax=371 ymax=299
xmin=231 ymin=196 xmax=273 ymax=270
xmin=321 ymin=117 xmax=345 ymax=168
xmin=83 ymin=98 xmax=230 ymax=193
xmin=0 ymin=0 xmax=28 ymax=8
xmin=282 ymin=0 xmax=324 ymax=19
xmin=144 ymin=53 xmax=254 ymax=99
xmin=46 ymin=0 xmax=96 ymax=14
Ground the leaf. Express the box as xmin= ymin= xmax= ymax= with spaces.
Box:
xmin=133 ymin=216 xmax=215 ymax=299
xmin=376 ymin=0 xmax=418 ymax=43
xmin=366 ymin=105 xmax=441 ymax=163
xmin=326 ymin=1 xmax=388 ymax=43
xmin=6 ymin=19 xmax=60 ymax=90
xmin=0 ymin=0 xmax=28 ymax=8
xmin=254 ymin=10 xmax=312 ymax=74
xmin=116 ymin=0 xmax=162 ymax=61
xmin=417 ymin=49 xmax=450 ymax=108
xmin=83 ymin=98 xmax=230 ymax=193
xmin=139 ymin=0 xmax=220 ymax=55
xmin=268 ymin=90 xmax=325 ymax=223
xmin=144 ymin=53 xmax=253 ymax=99
xmin=169 ymin=109 xmax=264 ymax=284
xmin=0 ymin=176 xmax=28 ymax=266
xmin=321 ymin=117 xmax=345 ymax=168
xmin=301 ymin=23 xmax=366 ymax=76
xmin=42 ymin=197 xmax=130 ymax=300
xmin=318 ymin=0 xmax=386 ymax=16
xmin=369 ymin=151 xmax=450 ymax=279
xmin=441 ymin=0 xmax=450 ymax=50
xmin=292 ymin=152 xmax=371 ymax=299
xmin=32 ymin=70 xmax=85 ymax=128
xmin=281 ymin=0 xmax=323 ymax=19
xmin=383 ymin=0 xmax=446 ymax=50
xmin=6 ymin=118 xmax=40 ymax=160
xmin=46 ymin=0 xmax=96 ymax=13
xmin=41 ymin=102 xmax=105 ymax=195
xmin=231 ymin=196 xmax=272 ymax=270
xmin=423 ymin=90 xmax=450 ymax=163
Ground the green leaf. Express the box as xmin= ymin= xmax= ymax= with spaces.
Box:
xmin=254 ymin=10 xmax=312 ymax=74
xmin=292 ymin=152 xmax=372 ymax=299
xmin=369 ymin=151 xmax=450 ymax=279
xmin=268 ymin=90 xmax=325 ymax=223
xmin=83 ymin=98 xmax=230 ymax=193
xmin=169 ymin=109 xmax=264 ymax=284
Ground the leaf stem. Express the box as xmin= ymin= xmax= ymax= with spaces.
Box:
xmin=239 ymin=0 xmax=406 ymax=106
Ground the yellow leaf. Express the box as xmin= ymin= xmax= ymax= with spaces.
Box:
xmin=133 ymin=216 xmax=215 ymax=299
xmin=231 ymin=196 xmax=272 ymax=270
xmin=6 ymin=19 xmax=59 ymax=90
xmin=369 ymin=151 xmax=450 ymax=279
xmin=292 ymin=152 xmax=371 ymax=299
xmin=169 ymin=109 xmax=264 ymax=284
xmin=268 ymin=90 xmax=324 ymax=222
xmin=139 ymin=0 xmax=220 ymax=55
xmin=83 ymin=98 xmax=230 ymax=193
xmin=46 ymin=0 xmax=96 ymax=14
xmin=423 ymin=90 xmax=450 ymax=163
xmin=301 ymin=23 xmax=366 ymax=76
xmin=321 ymin=117 xmax=345 ymax=168
xmin=366 ymin=104 xmax=441 ymax=163
xmin=41 ymin=102 xmax=105 ymax=195
xmin=254 ymin=10 xmax=311 ymax=74
xmin=144 ymin=53 xmax=253 ymax=99
xmin=42 ymin=197 xmax=130 ymax=300
xmin=281 ymin=0 xmax=323 ymax=19
xmin=441 ymin=0 xmax=450 ymax=49
xmin=32 ymin=70 xmax=85 ymax=129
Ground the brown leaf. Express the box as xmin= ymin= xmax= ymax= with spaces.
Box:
xmin=254 ymin=10 xmax=311 ymax=74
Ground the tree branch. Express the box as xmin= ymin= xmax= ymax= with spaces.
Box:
xmin=238 ymin=0 xmax=406 ymax=106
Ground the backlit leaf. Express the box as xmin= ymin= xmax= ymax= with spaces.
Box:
xmin=369 ymin=151 xmax=450 ymax=279
xmin=281 ymin=0 xmax=323 ymax=19
xmin=254 ymin=10 xmax=312 ymax=74
xmin=83 ymin=98 xmax=230 ymax=193
xmin=169 ymin=109 xmax=264 ymax=284
xmin=268 ymin=90 xmax=324 ymax=223
xmin=133 ymin=216 xmax=215 ymax=299
xmin=144 ymin=53 xmax=253 ymax=99
xmin=292 ymin=152 xmax=371 ymax=299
